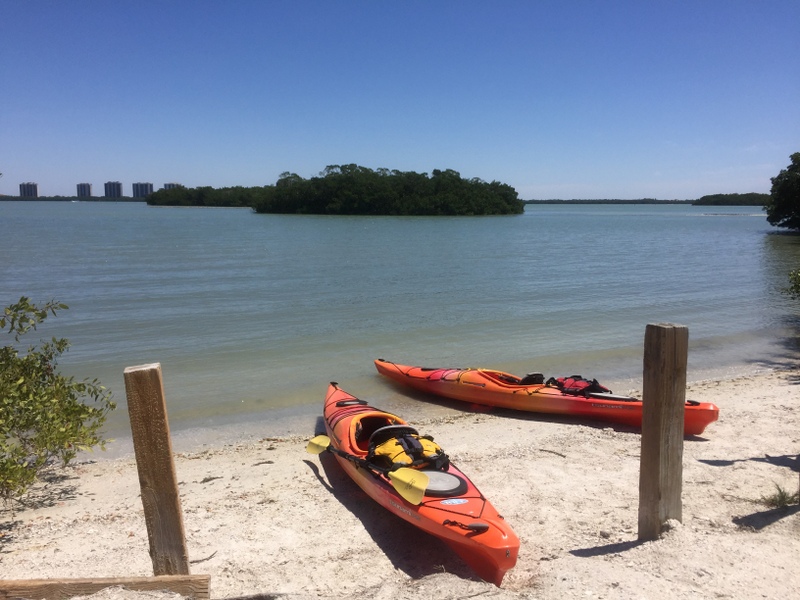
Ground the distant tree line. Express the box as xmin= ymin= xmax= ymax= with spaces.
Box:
xmin=147 ymin=185 xmax=256 ymax=208
xmin=526 ymin=193 xmax=768 ymax=205
xmin=0 ymin=196 xmax=142 ymax=202
xmin=146 ymin=165 xmax=524 ymax=215
xmin=0 ymin=190 xmax=771 ymax=209
xmin=256 ymin=165 xmax=523 ymax=215
xmin=693 ymin=193 xmax=769 ymax=206
xmin=525 ymin=198 xmax=692 ymax=204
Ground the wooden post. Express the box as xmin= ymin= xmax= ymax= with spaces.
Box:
xmin=638 ymin=323 xmax=688 ymax=541
xmin=0 ymin=575 xmax=209 ymax=600
xmin=124 ymin=363 xmax=190 ymax=575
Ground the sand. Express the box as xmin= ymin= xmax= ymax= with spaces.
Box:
xmin=2 ymin=369 xmax=799 ymax=600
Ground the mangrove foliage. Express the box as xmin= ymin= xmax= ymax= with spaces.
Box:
xmin=147 ymin=165 xmax=524 ymax=215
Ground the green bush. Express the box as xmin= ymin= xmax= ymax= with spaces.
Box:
xmin=1 ymin=297 xmax=115 ymax=503
xmin=764 ymin=152 xmax=800 ymax=230
xmin=786 ymin=269 xmax=800 ymax=300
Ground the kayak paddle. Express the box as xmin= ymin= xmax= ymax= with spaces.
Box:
xmin=306 ymin=434 xmax=429 ymax=505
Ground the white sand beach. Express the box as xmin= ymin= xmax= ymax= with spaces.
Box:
xmin=2 ymin=369 xmax=799 ymax=599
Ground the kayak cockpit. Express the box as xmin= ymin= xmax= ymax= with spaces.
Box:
xmin=351 ymin=412 xmax=409 ymax=453
xmin=479 ymin=369 xmax=545 ymax=386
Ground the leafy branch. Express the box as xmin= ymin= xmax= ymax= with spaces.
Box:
xmin=1 ymin=297 xmax=115 ymax=504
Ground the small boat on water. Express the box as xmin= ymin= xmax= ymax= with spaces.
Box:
xmin=307 ymin=381 xmax=519 ymax=586
xmin=374 ymin=358 xmax=719 ymax=436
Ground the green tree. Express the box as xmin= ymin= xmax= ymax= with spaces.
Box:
xmin=764 ymin=153 xmax=800 ymax=230
xmin=252 ymin=165 xmax=524 ymax=215
xmin=1 ymin=298 xmax=115 ymax=502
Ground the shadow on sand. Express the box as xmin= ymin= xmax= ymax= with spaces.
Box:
xmin=698 ymin=453 xmax=800 ymax=472
xmin=698 ymin=448 xmax=799 ymax=531
xmin=569 ymin=539 xmax=645 ymax=558
xmin=0 ymin=467 xmax=81 ymax=552
xmin=732 ymin=504 xmax=800 ymax=531
xmin=303 ymin=418 xmax=477 ymax=582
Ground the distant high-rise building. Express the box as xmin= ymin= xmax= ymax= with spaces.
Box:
xmin=104 ymin=181 xmax=123 ymax=198
xmin=77 ymin=183 xmax=92 ymax=197
xmin=132 ymin=182 xmax=154 ymax=198
xmin=163 ymin=183 xmax=181 ymax=190
xmin=19 ymin=182 xmax=38 ymax=197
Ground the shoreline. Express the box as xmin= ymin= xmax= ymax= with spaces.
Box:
xmin=2 ymin=369 xmax=799 ymax=599
xmin=94 ymin=340 xmax=789 ymax=462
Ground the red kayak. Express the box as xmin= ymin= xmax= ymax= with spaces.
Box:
xmin=375 ymin=359 xmax=719 ymax=436
xmin=307 ymin=382 xmax=519 ymax=586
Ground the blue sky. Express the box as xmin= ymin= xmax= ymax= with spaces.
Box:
xmin=2 ymin=1 xmax=798 ymax=199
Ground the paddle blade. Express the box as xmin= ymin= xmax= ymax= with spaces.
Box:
xmin=388 ymin=468 xmax=430 ymax=505
xmin=306 ymin=434 xmax=331 ymax=455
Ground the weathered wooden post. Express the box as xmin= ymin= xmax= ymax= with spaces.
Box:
xmin=638 ymin=323 xmax=688 ymax=541
xmin=0 ymin=364 xmax=210 ymax=599
xmin=124 ymin=363 xmax=190 ymax=575
xmin=0 ymin=576 xmax=209 ymax=600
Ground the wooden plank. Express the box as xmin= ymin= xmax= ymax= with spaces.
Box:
xmin=124 ymin=363 xmax=190 ymax=576
xmin=0 ymin=575 xmax=209 ymax=600
xmin=638 ymin=323 xmax=688 ymax=541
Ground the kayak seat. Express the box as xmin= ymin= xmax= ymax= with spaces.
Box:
xmin=368 ymin=424 xmax=420 ymax=447
xmin=354 ymin=416 xmax=403 ymax=452
xmin=336 ymin=399 xmax=368 ymax=407
xmin=493 ymin=372 xmax=521 ymax=384
xmin=519 ymin=372 xmax=545 ymax=385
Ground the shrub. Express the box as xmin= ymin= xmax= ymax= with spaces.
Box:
xmin=760 ymin=483 xmax=800 ymax=508
xmin=1 ymin=297 xmax=115 ymax=503
xmin=785 ymin=269 xmax=800 ymax=300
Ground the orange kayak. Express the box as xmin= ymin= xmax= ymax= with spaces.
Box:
xmin=375 ymin=359 xmax=719 ymax=436
xmin=316 ymin=382 xmax=519 ymax=586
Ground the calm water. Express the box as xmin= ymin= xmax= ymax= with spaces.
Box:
xmin=2 ymin=201 xmax=798 ymax=453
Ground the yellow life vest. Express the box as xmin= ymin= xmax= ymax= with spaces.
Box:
xmin=370 ymin=433 xmax=449 ymax=471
